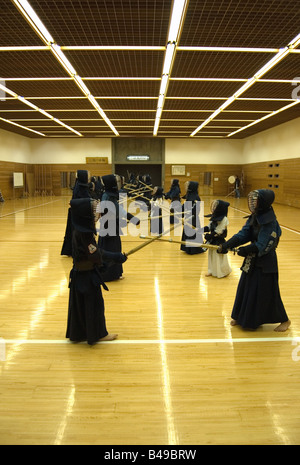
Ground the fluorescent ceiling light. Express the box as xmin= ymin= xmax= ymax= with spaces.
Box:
xmin=0 ymin=82 xmax=17 ymax=98
xmin=52 ymin=118 xmax=82 ymax=136
xmin=13 ymin=0 xmax=54 ymax=44
xmin=0 ymin=46 xmax=49 ymax=51
xmin=259 ymin=78 xmax=300 ymax=83
xmin=50 ymin=44 xmax=77 ymax=76
xmin=168 ymin=0 xmax=188 ymax=42
xmin=157 ymin=94 xmax=165 ymax=108
xmin=153 ymin=0 xmax=188 ymax=136
xmin=84 ymin=77 xmax=160 ymax=81
xmin=288 ymin=32 xmax=300 ymax=48
xmin=73 ymin=75 xmax=91 ymax=96
xmin=254 ymin=48 xmax=290 ymax=79
xmin=238 ymin=97 xmax=295 ymax=101
xmin=61 ymin=45 xmax=165 ymax=51
xmin=0 ymin=116 xmax=46 ymax=136
xmin=159 ymin=74 xmax=169 ymax=95
xmin=4 ymin=77 xmax=72 ymax=81
xmin=171 ymin=77 xmax=248 ymax=82
xmin=190 ymin=42 xmax=295 ymax=136
xmin=156 ymin=107 xmax=163 ymax=119
xmin=227 ymin=100 xmax=300 ymax=137
xmin=233 ymin=77 xmax=257 ymax=98
xmin=177 ymin=46 xmax=279 ymax=53
xmin=163 ymin=43 xmax=176 ymax=75
xmin=0 ymin=82 xmax=82 ymax=136
xmin=12 ymin=1 xmax=119 ymax=137
xmin=153 ymin=117 xmax=160 ymax=136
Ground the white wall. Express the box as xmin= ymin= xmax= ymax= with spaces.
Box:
xmin=242 ymin=116 xmax=300 ymax=164
xmin=30 ymin=137 xmax=112 ymax=164
xmin=165 ymin=138 xmax=244 ymax=164
xmin=1 ymin=115 xmax=300 ymax=165
xmin=0 ymin=128 xmax=32 ymax=163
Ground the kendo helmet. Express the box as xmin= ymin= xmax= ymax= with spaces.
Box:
xmin=70 ymin=198 xmax=98 ymax=233
xmin=207 ymin=199 xmax=230 ymax=221
xmin=248 ymin=189 xmax=275 ymax=214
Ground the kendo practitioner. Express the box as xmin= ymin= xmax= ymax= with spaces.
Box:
xmin=118 ymin=175 xmax=128 ymax=195
xmin=0 ymin=188 xmax=4 ymax=202
xmin=164 ymin=179 xmax=181 ymax=225
xmin=88 ymin=181 xmax=98 ymax=199
xmin=128 ymin=172 xmax=136 ymax=186
xmin=181 ymin=181 xmax=205 ymax=255
xmin=150 ymin=186 xmax=164 ymax=235
xmin=165 ymin=178 xmax=181 ymax=202
xmin=218 ymin=189 xmax=290 ymax=332
xmin=142 ymin=174 xmax=153 ymax=210
xmin=94 ymin=176 xmax=104 ymax=200
xmin=61 ymin=170 xmax=91 ymax=257
xmin=133 ymin=175 xmax=146 ymax=203
xmin=234 ymin=175 xmax=241 ymax=198
xmin=204 ymin=200 xmax=231 ymax=278
xmin=66 ymin=198 xmax=127 ymax=345
xmin=72 ymin=170 xmax=91 ymax=199
xmin=97 ymin=174 xmax=139 ymax=282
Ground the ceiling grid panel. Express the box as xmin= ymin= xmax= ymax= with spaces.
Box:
xmin=0 ymin=0 xmax=300 ymax=138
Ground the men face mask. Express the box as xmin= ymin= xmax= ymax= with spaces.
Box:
xmin=210 ymin=200 xmax=219 ymax=214
xmin=248 ymin=190 xmax=259 ymax=213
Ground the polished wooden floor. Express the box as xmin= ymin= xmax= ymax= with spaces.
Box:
xmin=0 ymin=193 xmax=300 ymax=445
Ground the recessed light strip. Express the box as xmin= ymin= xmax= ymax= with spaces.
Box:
xmin=12 ymin=0 xmax=54 ymax=44
xmin=2 ymin=45 xmax=298 ymax=54
xmin=0 ymin=116 xmax=45 ymax=136
xmin=190 ymin=35 xmax=300 ymax=137
xmin=12 ymin=0 xmax=119 ymax=136
xmin=0 ymin=46 xmax=49 ymax=51
xmin=61 ymin=45 xmax=165 ymax=51
xmin=177 ymin=46 xmax=279 ymax=53
xmin=0 ymin=81 xmax=82 ymax=136
xmin=170 ymin=77 xmax=248 ymax=82
xmin=227 ymin=100 xmax=300 ymax=137
xmin=153 ymin=0 xmax=188 ymax=136
xmin=4 ymin=77 xmax=73 ymax=81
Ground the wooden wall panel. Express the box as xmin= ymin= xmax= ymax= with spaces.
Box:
xmin=1 ymin=158 xmax=300 ymax=208
xmin=40 ymin=163 xmax=112 ymax=196
xmin=0 ymin=161 xmax=33 ymax=200
xmin=0 ymin=162 xmax=111 ymax=199
xmin=164 ymin=164 xmax=242 ymax=198
xmin=32 ymin=163 xmax=112 ymax=196
xmin=242 ymin=158 xmax=300 ymax=208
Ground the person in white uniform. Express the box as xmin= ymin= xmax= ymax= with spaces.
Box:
xmin=204 ymin=200 xmax=232 ymax=278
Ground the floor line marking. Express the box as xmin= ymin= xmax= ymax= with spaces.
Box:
xmin=0 ymin=199 xmax=61 ymax=218
xmin=2 ymin=337 xmax=299 ymax=344
xmin=230 ymin=205 xmax=300 ymax=235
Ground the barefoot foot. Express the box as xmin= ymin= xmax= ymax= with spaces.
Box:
xmin=274 ymin=320 xmax=291 ymax=332
xmin=230 ymin=319 xmax=238 ymax=326
xmin=99 ymin=333 xmax=118 ymax=341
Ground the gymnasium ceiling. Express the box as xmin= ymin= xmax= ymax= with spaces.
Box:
xmin=1 ymin=0 xmax=300 ymax=139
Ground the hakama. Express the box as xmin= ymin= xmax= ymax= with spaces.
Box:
xmin=66 ymin=267 xmax=108 ymax=344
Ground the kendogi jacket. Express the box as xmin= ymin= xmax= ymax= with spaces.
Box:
xmin=165 ymin=179 xmax=181 ymax=201
xmin=220 ymin=189 xmax=281 ymax=273
xmin=204 ymin=200 xmax=230 ymax=246
xmin=70 ymin=198 xmax=126 ymax=282
xmin=99 ymin=174 xmax=139 ymax=233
